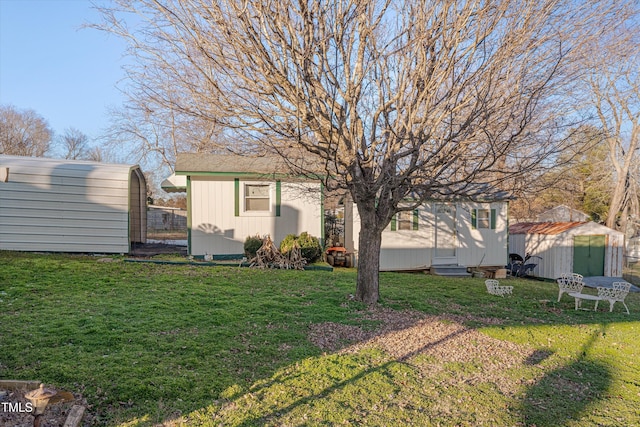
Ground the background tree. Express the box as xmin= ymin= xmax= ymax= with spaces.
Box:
xmin=510 ymin=126 xmax=612 ymax=222
xmin=581 ymin=16 xmax=640 ymax=231
xmin=97 ymin=0 xmax=630 ymax=303
xmin=59 ymin=127 xmax=90 ymax=160
xmin=103 ymin=84 xmax=227 ymax=173
xmin=0 ymin=104 xmax=53 ymax=157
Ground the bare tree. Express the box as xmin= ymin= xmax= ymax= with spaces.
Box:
xmin=84 ymin=145 xmax=121 ymax=163
xmin=103 ymin=102 xmax=224 ymax=173
xmin=0 ymin=105 xmax=53 ymax=157
xmin=59 ymin=127 xmax=90 ymax=160
xmin=510 ymin=125 xmax=613 ymax=222
xmin=97 ymin=0 xmax=630 ymax=303
xmin=581 ymin=13 xmax=640 ymax=230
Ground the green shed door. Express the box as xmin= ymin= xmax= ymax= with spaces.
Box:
xmin=573 ymin=235 xmax=605 ymax=277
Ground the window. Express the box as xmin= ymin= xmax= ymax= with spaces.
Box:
xmin=234 ymin=179 xmax=281 ymax=217
xmin=398 ymin=210 xmax=412 ymax=230
xmin=472 ymin=208 xmax=496 ymax=229
xmin=389 ymin=209 xmax=419 ymax=231
xmin=477 ymin=209 xmax=490 ymax=229
xmin=245 ymin=184 xmax=270 ymax=211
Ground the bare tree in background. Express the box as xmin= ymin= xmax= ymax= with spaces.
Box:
xmin=60 ymin=127 xmax=90 ymax=160
xmin=97 ymin=0 xmax=630 ymax=303
xmin=581 ymin=13 xmax=640 ymax=231
xmin=509 ymin=125 xmax=613 ymax=222
xmin=104 ymin=102 xmax=224 ymax=173
xmin=0 ymin=104 xmax=53 ymax=157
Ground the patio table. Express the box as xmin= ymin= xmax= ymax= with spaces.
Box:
xmin=568 ymin=292 xmax=603 ymax=311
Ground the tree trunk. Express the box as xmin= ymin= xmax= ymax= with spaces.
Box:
xmin=606 ymin=178 xmax=626 ymax=229
xmin=355 ymin=213 xmax=383 ymax=304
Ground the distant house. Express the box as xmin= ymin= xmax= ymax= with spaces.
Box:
xmin=174 ymin=153 xmax=323 ymax=258
xmin=0 ymin=155 xmax=146 ymax=253
xmin=509 ymin=221 xmax=624 ymax=279
xmin=346 ymin=195 xmax=511 ymax=272
xmin=536 ymin=205 xmax=590 ymax=222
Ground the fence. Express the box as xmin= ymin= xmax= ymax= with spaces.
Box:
xmin=623 ymin=255 xmax=640 ymax=286
xmin=147 ymin=207 xmax=187 ymax=237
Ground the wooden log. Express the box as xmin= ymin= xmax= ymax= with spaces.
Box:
xmin=63 ymin=405 xmax=85 ymax=427
xmin=0 ymin=380 xmax=41 ymax=390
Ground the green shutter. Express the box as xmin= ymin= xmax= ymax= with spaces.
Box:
xmin=391 ymin=215 xmax=396 ymax=231
xmin=413 ymin=209 xmax=419 ymax=230
xmin=490 ymin=209 xmax=496 ymax=229
xmin=275 ymin=180 xmax=281 ymax=217
xmin=471 ymin=209 xmax=477 ymax=229
xmin=234 ymin=178 xmax=240 ymax=216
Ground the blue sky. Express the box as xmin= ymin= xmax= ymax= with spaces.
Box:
xmin=0 ymin=0 xmax=128 ymax=143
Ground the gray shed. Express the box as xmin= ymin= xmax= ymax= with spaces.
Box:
xmin=0 ymin=155 xmax=146 ymax=253
xmin=509 ymin=221 xmax=624 ymax=279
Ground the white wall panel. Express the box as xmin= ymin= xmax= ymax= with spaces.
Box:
xmin=189 ymin=177 xmax=322 ymax=256
xmin=353 ymin=201 xmax=509 ymax=271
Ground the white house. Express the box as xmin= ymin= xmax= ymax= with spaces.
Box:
xmin=509 ymin=221 xmax=624 ymax=279
xmin=0 ymin=155 xmax=146 ymax=253
xmin=536 ymin=205 xmax=590 ymax=222
xmin=175 ymin=153 xmax=323 ymax=258
xmin=346 ymin=196 xmax=510 ymax=271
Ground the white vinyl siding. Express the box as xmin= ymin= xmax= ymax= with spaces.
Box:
xmin=189 ymin=177 xmax=321 ymax=256
xmin=351 ymin=201 xmax=509 ymax=271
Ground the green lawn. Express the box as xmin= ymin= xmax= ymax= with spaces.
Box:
xmin=1 ymin=251 xmax=639 ymax=426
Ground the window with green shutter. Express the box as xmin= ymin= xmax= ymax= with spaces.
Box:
xmin=390 ymin=209 xmax=419 ymax=231
xmin=472 ymin=208 xmax=496 ymax=229
xmin=233 ymin=180 xmax=281 ymax=216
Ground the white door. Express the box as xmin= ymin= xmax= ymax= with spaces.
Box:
xmin=433 ymin=203 xmax=458 ymax=265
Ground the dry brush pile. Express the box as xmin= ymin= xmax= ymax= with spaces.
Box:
xmin=249 ymin=235 xmax=306 ymax=270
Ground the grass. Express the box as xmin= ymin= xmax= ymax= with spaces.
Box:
xmin=0 ymin=251 xmax=639 ymax=426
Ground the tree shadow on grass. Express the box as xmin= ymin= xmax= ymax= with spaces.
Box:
xmin=190 ymin=316 xmax=619 ymax=427
xmin=518 ymin=324 xmax=612 ymax=426
xmin=173 ymin=317 xmax=472 ymax=426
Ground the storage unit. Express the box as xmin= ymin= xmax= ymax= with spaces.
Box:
xmin=0 ymin=155 xmax=146 ymax=253
xmin=509 ymin=221 xmax=624 ymax=279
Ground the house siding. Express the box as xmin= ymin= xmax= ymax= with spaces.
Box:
xmin=351 ymin=200 xmax=509 ymax=271
xmin=189 ymin=177 xmax=322 ymax=256
xmin=457 ymin=202 xmax=508 ymax=268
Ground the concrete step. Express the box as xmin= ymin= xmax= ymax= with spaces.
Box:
xmin=430 ymin=265 xmax=471 ymax=277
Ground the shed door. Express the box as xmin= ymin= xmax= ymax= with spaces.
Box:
xmin=573 ymin=235 xmax=605 ymax=276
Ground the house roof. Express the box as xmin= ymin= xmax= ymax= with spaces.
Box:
xmin=175 ymin=153 xmax=290 ymax=174
xmin=509 ymin=221 xmax=587 ymax=235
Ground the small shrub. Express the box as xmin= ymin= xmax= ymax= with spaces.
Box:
xmin=280 ymin=232 xmax=322 ymax=263
xmin=244 ymin=235 xmax=264 ymax=258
